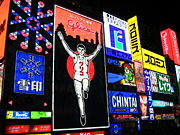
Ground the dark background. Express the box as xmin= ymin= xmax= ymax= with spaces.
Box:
xmin=55 ymin=0 xmax=179 ymax=55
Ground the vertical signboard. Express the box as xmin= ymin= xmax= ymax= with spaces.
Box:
xmin=103 ymin=12 xmax=132 ymax=61
xmin=128 ymin=16 xmax=142 ymax=62
xmin=139 ymin=95 xmax=147 ymax=116
xmin=14 ymin=51 xmax=45 ymax=95
xmin=53 ymin=6 xmax=109 ymax=131
xmin=142 ymin=48 xmax=167 ymax=74
xmin=160 ymin=28 xmax=180 ymax=65
xmin=144 ymin=69 xmax=155 ymax=121
xmin=149 ymin=71 xmax=158 ymax=93
xmin=0 ymin=62 xmax=4 ymax=102
xmin=134 ymin=61 xmax=145 ymax=93
xmin=175 ymin=65 xmax=180 ymax=91
xmin=0 ymin=0 xmax=10 ymax=59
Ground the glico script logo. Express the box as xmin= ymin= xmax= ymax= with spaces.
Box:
xmin=144 ymin=53 xmax=165 ymax=68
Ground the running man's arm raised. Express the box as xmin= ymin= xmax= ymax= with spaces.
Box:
xmin=87 ymin=45 xmax=102 ymax=61
xmin=57 ymin=31 xmax=75 ymax=57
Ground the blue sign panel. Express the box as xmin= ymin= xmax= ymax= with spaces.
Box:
xmin=14 ymin=51 xmax=45 ymax=95
xmin=106 ymin=47 xmax=132 ymax=61
xmin=109 ymin=25 xmax=127 ymax=51
xmin=108 ymin=91 xmax=138 ymax=114
xmin=144 ymin=69 xmax=155 ymax=121
xmin=110 ymin=124 xmax=122 ymax=135
xmin=7 ymin=111 xmax=30 ymax=119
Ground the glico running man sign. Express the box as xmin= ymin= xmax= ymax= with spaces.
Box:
xmin=52 ymin=6 xmax=109 ymax=131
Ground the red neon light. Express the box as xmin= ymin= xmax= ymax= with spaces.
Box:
xmin=30 ymin=124 xmax=51 ymax=133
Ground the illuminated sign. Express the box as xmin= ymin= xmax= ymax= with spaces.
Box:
xmin=103 ymin=12 xmax=132 ymax=61
xmin=53 ymin=5 xmax=109 ymax=130
xmin=8 ymin=0 xmax=54 ymax=54
xmin=144 ymin=69 xmax=155 ymax=121
xmin=155 ymin=114 xmax=162 ymax=120
xmin=175 ymin=65 xmax=180 ymax=91
xmin=30 ymin=124 xmax=51 ymax=133
xmin=139 ymin=95 xmax=147 ymax=116
xmin=107 ymin=58 xmax=136 ymax=86
xmin=162 ymin=114 xmax=175 ymax=120
xmin=149 ymin=71 xmax=158 ymax=93
xmin=0 ymin=0 xmax=10 ymax=59
xmin=128 ymin=16 xmax=142 ymax=62
xmin=108 ymin=91 xmax=138 ymax=114
xmin=14 ymin=51 xmax=45 ymax=95
xmin=5 ymin=125 xmax=30 ymax=134
xmin=152 ymin=100 xmax=173 ymax=107
xmin=142 ymin=48 xmax=167 ymax=74
xmin=6 ymin=111 xmax=30 ymax=119
xmin=31 ymin=111 xmax=51 ymax=119
xmin=160 ymin=28 xmax=180 ymax=65
xmin=110 ymin=124 xmax=122 ymax=135
xmin=61 ymin=131 xmax=105 ymax=135
xmin=156 ymin=73 xmax=171 ymax=94
xmin=134 ymin=61 xmax=145 ymax=93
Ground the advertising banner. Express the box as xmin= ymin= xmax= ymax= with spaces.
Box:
xmin=103 ymin=12 xmax=132 ymax=61
xmin=5 ymin=125 xmax=30 ymax=134
xmin=160 ymin=28 xmax=180 ymax=65
xmin=139 ymin=95 xmax=147 ymax=116
xmin=128 ymin=16 xmax=142 ymax=62
xmin=149 ymin=71 xmax=158 ymax=93
xmin=30 ymin=124 xmax=51 ymax=133
xmin=144 ymin=69 xmax=155 ymax=121
xmin=107 ymin=57 xmax=136 ymax=86
xmin=31 ymin=111 xmax=51 ymax=119
xmin=14 ymin=51 xmax=45 ymax=95
xmin=108 ymin=90 xmax=138 ymax=114
xmin=6 ymin=111 xmax=30 ymax=119
xmin=8 ymin=0 xmax=54 ymax=54
xmin=53 ymin=5 xmax=109 ymax=131
xmin=175 ymin=65 xmax=180 ymax=91
xmin=156 ymin=73 xmax=171 ymax=94
xmin=134 ymin=61 xmax=145 ymax=92
xmin=142 ymin=48 xmax=167 ymax=74
xmin=0 ymin=0 xmax=10 ymax=60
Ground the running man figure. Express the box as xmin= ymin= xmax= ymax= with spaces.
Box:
xmin=57 ymin=31 xmax=102 ymax=126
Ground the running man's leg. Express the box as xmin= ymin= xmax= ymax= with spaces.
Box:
xmin=74 ymin=79 xmax=86 ymax=126
xmin=82 ymin=78 xmax=90 ymax=99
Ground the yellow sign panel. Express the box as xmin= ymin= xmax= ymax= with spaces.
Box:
xmin=128 ymin=16 xmax=142 ymax=62
xmin=142 ymin=48 xmax=167 ymax=74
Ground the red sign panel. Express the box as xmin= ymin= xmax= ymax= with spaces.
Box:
xmin=30 ymin=124 xmax=51 ymax=133
xmin=160 ymin=28 xmax=180 ymax=65
xmin=61 ymin=131 xmax=105 ymax=135
xmin=5 ymin=125 xmax=30 ymax=134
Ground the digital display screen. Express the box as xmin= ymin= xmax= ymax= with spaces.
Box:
xmin=108 ymin=90 xmax=138 ymax=114
xmin=103 ymin=12 xmax=132 ymax=61
xmin=14 ymin=51 xmax=45 ymax=95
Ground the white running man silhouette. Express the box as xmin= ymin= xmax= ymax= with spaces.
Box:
xmin=57 ymin=31 xmax=102 ymax=126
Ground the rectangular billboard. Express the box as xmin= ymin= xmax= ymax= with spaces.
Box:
xmin=108 ymin=90 xmax=138 ymax=114
xmin=0 ymin=0 xmax=10 ymax=60
xmin=107 ymin=57 xmax=136 ymax=86
xmin=53 ymin=5 xmax=109 ymax=131
xmin=160 ymin=28 xmax=180 ymax=65
xmin=103 ymin=12 xmax=132 ymax=61
xmin=6 ymin=111 xmax=30 ymax=119
xmin=134 ymin=61 xmax=145 ymax=93
xmin=139 ymin=95 xmax=147 ymax=116
xmin=142 ymin=48 xmax=167 ymax=74
xmin=14 ymin=51 xmax=45 ymax=95
xmin=128 ymin=16 xmax=142 ymax=62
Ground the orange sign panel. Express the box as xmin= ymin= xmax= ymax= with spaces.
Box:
xmin=0 ymin=0 xmax=10 ymax=59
